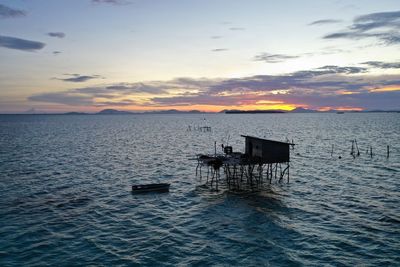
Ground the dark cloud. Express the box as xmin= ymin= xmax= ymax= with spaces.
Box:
xmin=54 ymin=74 xmax=102 ymax=83
xmin=29 ymin=82 xmax=170 ymax=106
xmin=315 ymin=65 xmax=367 ymax=74
xmin=309 ymin=19 xmax=342 ymax=25
xmin=352 ymin=11 xmax=400 ymax=31
xmin=47 ymin=32 xmax=65 ymax=38
xmin=324 ymin=32 xmax=357 ymax=39
xmin=323 ymin=10 xmax=400 ymax=45
xmin=28 ymin=92 xmax=93 ymax=106
xmin=362 ymin=61 xmax=400 ymax=69
xmin=254 ymin=53 xmax=299 ymax=63
xmin=0 ymin=4 xmax=25 ymax=18
xmin=211 ymin=48 xmax=228 ymax=52
xmin=53 ymin=51 xmax=62 ymax=55
xmin=0 ymin=35 xmax=45 ymax=51
xmin=104 ymin=83 xmax=166 ymax=94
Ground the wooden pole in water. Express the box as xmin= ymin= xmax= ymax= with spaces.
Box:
xmin=214 ymin=141 xmax=217 ymax=157
xmin=355 ymin=139 xmax=360 ymax=157
xmin=370 ymin=146 xmax=373 ymax=158
xmin=351 ymin=140 xmax=355 ymax=158
xmin=387 ymin=145 xmax=390 ymax=158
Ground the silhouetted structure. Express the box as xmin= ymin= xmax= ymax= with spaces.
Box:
xmin=196 ymin=135 xmax=293 ymax=191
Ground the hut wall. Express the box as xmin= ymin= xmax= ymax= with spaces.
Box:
xmin=261 ymin=141 xmax=289 ymax=163
xmin=244 ymin=136 xmax=290 ymax=163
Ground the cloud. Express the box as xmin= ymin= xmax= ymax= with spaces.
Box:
xmin=149 ymin=71 xmax=400 ymax=110
xmin=91 ymin=0 xmax=129 ymax=4
xmin=229 ymin=27 xmax=245 ymax=31
xmin=309 ymin=19 xmax=342 ymax=25
xmin=211 ymin=48 xmax=228 ymax=52
xmin=53 ymin=51 xmax=62 ymax=55
xmin=254 ymin=53 xmax=299 ymax=63
xmin=0 ymin=35 xmax=45 ymax=51
xmin=352 ymin=11 xmax=400 ymax=31
xmin=211 ymin=36 xmax=223 ymax=39
xmin=54 ymin=74 xmax=102 ymax=83
xmin=29 ymin=81 xmax=172 ymax=106
xmin=28 ymin=92 xmax=93 ymax=106
xmin=315 ymin=65 xmax=367 ymax=74
xmin=104 ymin=83 xmax=166 ymax=94
xmin=47 ymin=32 xmax=65 ymax=38
xmin=147 ymin=65 xmax=391 ymax=109
xmin=29 ymin=65 xmax=400 ymax=110
xmin=362 ymin=61 xmax=400 ymax=69
xmin=0 ymin=4 xmax=25 ymax=18
xmin=323 ymin=10 xmax=400 ymax=45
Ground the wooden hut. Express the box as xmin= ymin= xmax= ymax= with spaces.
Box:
xmin=196 ymin=135 xmax=293 ymax=191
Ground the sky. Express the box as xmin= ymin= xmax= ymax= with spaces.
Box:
xmin=0 ymin=0 xmax=399 ymax=113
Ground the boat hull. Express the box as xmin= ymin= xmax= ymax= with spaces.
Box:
xmin=131 ymin=183 xmax=170 ymax=193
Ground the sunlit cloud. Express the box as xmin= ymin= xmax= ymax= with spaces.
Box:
xmin=29 ymin=64 xmax=400 ymax=111
xmin=368 ymin=85 xmax=400 ymax=92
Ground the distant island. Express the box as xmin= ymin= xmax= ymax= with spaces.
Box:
xmin=97 ymin=109 xmax=204 ymax=115
xmin=224 ymin=110 xmax=285 ymax=114
xmin=61 ymin=109 xmax=206 ymax=115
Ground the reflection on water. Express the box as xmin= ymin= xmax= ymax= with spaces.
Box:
xmin=0 ymin=113 xmax=399 ymax=266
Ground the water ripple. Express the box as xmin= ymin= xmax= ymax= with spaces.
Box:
xmin=0 ymin=113 xmax=399 ymax=266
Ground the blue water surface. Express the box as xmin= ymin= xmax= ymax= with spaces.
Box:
xmin=0 ymin=113 xmax=399 ymax=266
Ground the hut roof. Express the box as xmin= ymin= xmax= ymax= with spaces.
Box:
xmin=240 ymin=135 xmax=294 ymax=145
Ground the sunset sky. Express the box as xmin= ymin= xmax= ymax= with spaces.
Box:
xmin=0 ymin=0 xmax=399 ymax=113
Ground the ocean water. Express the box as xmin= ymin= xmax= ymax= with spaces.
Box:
xmin=0 ymin=113 xmax=399 ymax=266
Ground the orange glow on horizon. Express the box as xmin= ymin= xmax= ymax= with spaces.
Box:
xmin=338 ymin=90 xmax=358 ymax=95
xmin=317 ymin=106 xmax=364 ymax=112
xmin=100 ymin=102 xmax=299 ymax=113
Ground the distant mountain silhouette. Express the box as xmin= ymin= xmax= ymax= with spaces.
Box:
xmin=289 ymin=107 xmax=318 ymax=113
xmin=63 ymin=112 xmax=88 ymax=115
xmin=95 ymin=109 xmax=205 ymax=115
xmin=224 ymin=110 xmax=285 ymax=114
xmin=97 ymin=109 xmax=133 ymax=115
xmin=143 ymin=109 xmax=203 ymax=114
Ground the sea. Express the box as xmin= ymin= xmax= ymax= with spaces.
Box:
xmin=0 ymin=113 xmax=399 ymax=266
